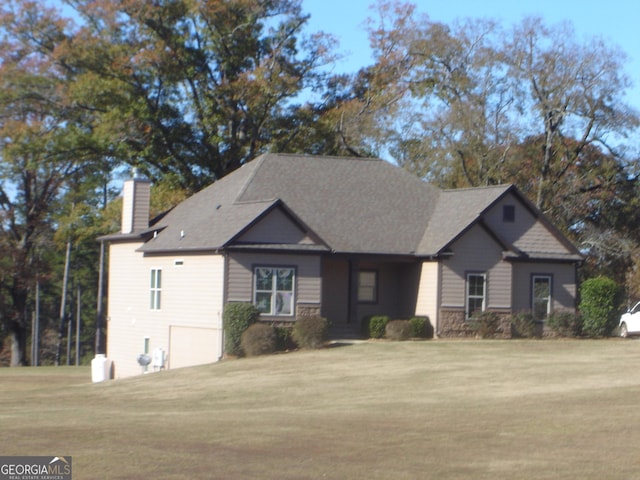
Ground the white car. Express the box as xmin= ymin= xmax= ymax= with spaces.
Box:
xmin=619 ymin=302 xmax=640 ymax=337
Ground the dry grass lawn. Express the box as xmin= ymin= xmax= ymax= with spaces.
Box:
xmin=2 ymin=339 xmax=640 ymax=479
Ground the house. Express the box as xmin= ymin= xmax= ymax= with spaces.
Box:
xmin=101 ymin=154 xmax=582 ymax=378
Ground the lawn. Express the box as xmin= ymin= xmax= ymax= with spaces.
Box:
xmin=2 ymin=339 xmax=640 ymax=479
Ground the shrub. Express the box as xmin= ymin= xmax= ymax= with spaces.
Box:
xmin=223 ymin=302 xmax=260 ymax=356
xmin=385 ymin=320 xmax=412 ymax=341
xmin=580 ymin=276 xmax=622 ymax=337
xmin=510 ymin=312 xmax=538 ymax=338
xmin=547 ymin=311 xmax=582 ymax=337
xmin=409 ymin=316 xmax=431 ymax=338
xmin=360 ymin=315 xmax=373 ymax=337
xmin=368 ymin=315 xmax=390 ymax=339
xmin=240 ymin=323 xmax=277 ymax=357
xmin=469 ymin=311 xmax=501 ymax=338
xmin=292 ymin=316 xmax=329 ymax=349
xmin=274 ymin=325 xmax=296 ymax=351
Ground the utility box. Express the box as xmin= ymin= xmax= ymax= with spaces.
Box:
xmin=152 ymin=348 xmax=165 ymax=371
xmin=91 ymin=354 xmax=112 ymax=383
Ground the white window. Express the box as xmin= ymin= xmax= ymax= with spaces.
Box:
xmin=532 ymin=275 xmax=552 ymax=320
xmin=150 ymin=268 xmax=162 ymax=310
xmin=254 ymin=267 xmax=295 ymax=316
xmin=357 ymin=270 xmax=378 ymax=303
xmin=466 ymin=273 xmax=486 ymax=319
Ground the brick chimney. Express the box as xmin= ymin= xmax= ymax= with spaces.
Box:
xmin=121 ymin=168 xmax=151 ymax=234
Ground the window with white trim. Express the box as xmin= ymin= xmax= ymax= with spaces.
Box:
xmin=466 ymin=273 xmax=486 ymax=319
xmin=150 ymin=268 xmax=162 ymax=310
xmin=532 ymin=275 xmax=552 ymax=320
xmin=254 ymin=267 xmax=295 ymax=316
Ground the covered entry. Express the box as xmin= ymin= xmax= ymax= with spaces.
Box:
xmin=321 ymin=255 xmax=421 ymax=337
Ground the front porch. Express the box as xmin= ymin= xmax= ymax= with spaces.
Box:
xmin=320 ymin=255 xmax=421 ymax=339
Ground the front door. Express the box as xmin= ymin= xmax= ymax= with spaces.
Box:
xmin=321 ymin=257 xmax=350 ymax=326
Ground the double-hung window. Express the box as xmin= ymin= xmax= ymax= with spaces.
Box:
xmin=357 ymin=270 xmax=378 ymax=303
xmin=254 ymin=267 xmax=295 ymax=316
xmin=150 ymin=268 xmax=162 ymax=310
xmin=532 ymin=275 xmax=552 ymax=320
xmin=466 ymin=273 xmax=486 ymax=319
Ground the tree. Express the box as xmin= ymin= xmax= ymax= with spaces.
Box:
xmin=354 ymin=1 xmax=640 ymax=293
xmin=56 ymin=0 xmax=336 ymax=191
xmin=0 ymin=0 xmax=339 ymax=365
xmin=0 ymin=0 xmax=107 ymax=365
xmin=314 ymin=1 xmax=420 ymax=159
xmin=504 ymin=17 xmax=638 ymax=212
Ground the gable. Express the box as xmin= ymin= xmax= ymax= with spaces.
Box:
xmin=441 ymin=223 xmax=511 ymax=309
xmin=482 ymin=192 xmax=575 ymax=257
xmin=234 ymin=206 xmax=318 ymax=246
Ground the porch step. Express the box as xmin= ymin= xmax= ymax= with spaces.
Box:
xmin=328 ymin=323 xmax=364 ymax=340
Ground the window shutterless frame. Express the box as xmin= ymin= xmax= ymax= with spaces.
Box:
xmin=357 ymin=270 xmax=378 ymax=304
xmin=150 ymin=268 xmax=162 ymax=310
xmin=466 ymin=272 xmax=486 ymax=320
xmin=253 ymin=266 xmax=295 ymax=317
xmin=532 ymin=275 xmax=552 ymax=320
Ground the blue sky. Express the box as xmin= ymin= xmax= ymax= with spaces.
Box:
xmin=303 ymin=0 xmax=640 ymax=110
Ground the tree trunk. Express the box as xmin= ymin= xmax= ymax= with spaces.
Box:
xmin=9 ymin=321 xmax=26 ymax=367
xmin=55 ymin=239 xmax=72 ymax=366
xmin=95 ymin=240 xmax=106 ymax=355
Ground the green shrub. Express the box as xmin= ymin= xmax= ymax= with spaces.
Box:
xmin=368 ymin=315 xmax=390 ymax=339
xmin=292 ymin=316 xmax=329 ymax=349
xmin=223 ymin=302 xmax=260 ymax=356
xmin=580 ymin=276 xmax=622 ymax=337
xmin=510 ymin=312 xmax=538 ymax=338
xmin=360 ymin=315 xmax=373 ymax=337
xmin=547 ymin=311 xmax=582 ymax=337
xmin=385 ymin=320 xmax=412 ymax=341
xmin=469 ymin=311 xmax=501 ymax=338
xmin=274 ymin=325 xmax=296 ymax=351
xmin=240 ymin=323 xmax=277 ymax=357
xmin=409 ymin=316 xmax=431 ymax=338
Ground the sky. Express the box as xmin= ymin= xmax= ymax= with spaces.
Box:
xmin=303 ymin=0 xmax=640 ymax=110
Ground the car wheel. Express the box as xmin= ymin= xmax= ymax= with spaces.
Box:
xmin=620 ymin=322 xmax=629 ymax=338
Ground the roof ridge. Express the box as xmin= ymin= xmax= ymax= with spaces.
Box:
xmin=235 ymin=154 xmax=267 ymax=203
xmin=234 ymin=198 xmax=278 ymax=205
xmin=268 ymin=152 xmax=384 ymax=162
xmin=443 ymin=184 xmax=512 ymax=193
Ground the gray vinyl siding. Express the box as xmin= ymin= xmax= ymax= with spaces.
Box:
xmin=512 ymin=262 xmax=577 ymax=312
xmin=483 ymin=192 xmax=571 ymax=254
xmin=355 ymin=260 xmax=420 ymax=321
xmin=226 ymin=252 xmax=321 ymax=305
xmin=441 ymin=224 xmax=511 ymax=309
xmin=236 ymin=207 xmax=315 ymax=245
xmin=321 ymin=257 xmax=350 ymax=326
